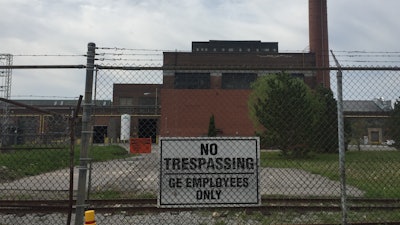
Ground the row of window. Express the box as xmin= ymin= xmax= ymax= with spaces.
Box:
xmin=118 ymin=73 xmax=305 ymax=105
xmin=174 ymin=73 xmax=258 ymax=90
xmin=119 ymin=97 xmax=156 ymax=106
xmin=194 ymin=48 xmax=278 ymax=53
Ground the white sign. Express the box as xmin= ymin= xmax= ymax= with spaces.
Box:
xmin=158 ymin=137 xmax=260 ymax=208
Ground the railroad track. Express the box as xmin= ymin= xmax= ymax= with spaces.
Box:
xmin=1 ymin=198 xmax=399 ymax=225
xmin=1 ymin=198 xmax=399 ymax=213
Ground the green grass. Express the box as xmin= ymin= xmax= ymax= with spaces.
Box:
xmin=198 ymin=209 xmax=400 ymax=225
xmin=0 ymin=145 xmax=131 ymax=181
xmin=260 ymin=150 xmax=400 ymax=198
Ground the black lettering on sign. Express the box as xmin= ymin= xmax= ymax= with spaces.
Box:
xmin=168 ymin=178 xmax=182 ymax=188
xmin=196 ymin=189 xmax=222 ymax=200
xmin=200 ymin=143 xmax=218 ymax=155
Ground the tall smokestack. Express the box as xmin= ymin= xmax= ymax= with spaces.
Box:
xmin=309 ymin=0 xmax=329 ymax=88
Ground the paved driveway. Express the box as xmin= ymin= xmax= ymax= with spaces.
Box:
xmin=0 ymin=144 xmax=364 ymax=197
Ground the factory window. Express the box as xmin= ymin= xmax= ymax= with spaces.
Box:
xmin=174 ymin=73 xmax=210 ymax=89
xmin=222 ymin=73 xmax=257 ymax=89
xmin=139 ymin=96 xmax=155 ymax=106
xmin=119 ymin=97 xmax=133 ymax=106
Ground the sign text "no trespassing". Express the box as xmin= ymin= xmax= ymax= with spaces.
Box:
xmin=158 ymin=137 xmax=260 ymax=208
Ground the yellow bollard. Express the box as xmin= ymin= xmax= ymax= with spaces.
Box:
xmin=85 ymin=210 xmax=96 ymax=225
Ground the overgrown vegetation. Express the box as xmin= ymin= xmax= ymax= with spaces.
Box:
xmin=0 ymin=145 xmax=130 ymax=181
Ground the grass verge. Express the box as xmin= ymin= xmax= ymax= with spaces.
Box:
xmin=260 ymin=150 xmax=400 ymax=198
xmin=0 ymin=145 xmax=131 ymax=181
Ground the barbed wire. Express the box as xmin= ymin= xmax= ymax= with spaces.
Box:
xmin=334 ymin=54 xmax=400 ymax=58
xmin=330 ymin=60 xmax=400 ymax=64
xmin=10 ymin=95 xmax=81 ymax=99
xmin=96 ymin=52 xmax=161 ymax=56
xmin=11 ymin=54 xmax=86 ymax=57
xmin=96 ymin=58 xmax=162 ymax=61
xmin=332 ymin=50 xmax=400 ymax=54
xmin=96 ymin=46 xmax=184 ymax=52
xmin=95 ymin=47 xmax=163 ymax=63
xmin=3 ymin=49 xmax=400 ymax=65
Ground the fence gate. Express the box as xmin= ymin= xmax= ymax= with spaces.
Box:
xmin=0 ymin=98 xmax=80 ymax=225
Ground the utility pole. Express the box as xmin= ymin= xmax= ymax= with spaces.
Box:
xmin=75 ymin=42 xmax=96 ymax=225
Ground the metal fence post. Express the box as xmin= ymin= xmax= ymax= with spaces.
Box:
xmin=331 ymin=50 xmax=347 ymax=225
xmin=75 ymin=42 xmax=96 ymax=225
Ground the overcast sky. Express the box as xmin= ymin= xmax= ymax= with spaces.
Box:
xmin=1 ymin=0 xmax=400 ymax=100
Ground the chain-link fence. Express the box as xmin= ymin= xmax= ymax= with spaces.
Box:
xmin=0 ymin=98 xmax=79 ymax=225
xmin=85 ymin=47 xmax=400 ymax=224
xmin=1 ymin=45 xmax=400 ymax=225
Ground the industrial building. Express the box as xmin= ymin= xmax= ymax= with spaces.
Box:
xmin=2 ymin=0 xmax=332 ymax=145
xmin=159 ymin=0 xmax=329 ymax=137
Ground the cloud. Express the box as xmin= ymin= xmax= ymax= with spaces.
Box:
xmin=328 ymin=0 xmax=400 ymax=51
xmin=0 ymin=0 xmax=399 ymax=99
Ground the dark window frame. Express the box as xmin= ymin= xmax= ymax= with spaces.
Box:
xmin=174 ymin=73 xmax=211 ymax=89
xmin=221 ymin=73 xmax=258 ymax=89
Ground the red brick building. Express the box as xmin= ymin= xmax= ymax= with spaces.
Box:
xmin=158 ymin=0 xmax=330 ymax=138
xmin=160 ymin=41 xmax=319 ymax=137
xmin=110 ymin=84 xmax=161 ymax=143
xmin=6 ymin=0 xmax=327 ymax=143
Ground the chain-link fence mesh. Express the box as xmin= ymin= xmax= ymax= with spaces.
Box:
xmin=87 ymin=51 xmax=400 ymax=224
xmin=0 ymin=102 xmax=74 ymax=224
xmin=1 ymin=47 xmax=400 ymax=225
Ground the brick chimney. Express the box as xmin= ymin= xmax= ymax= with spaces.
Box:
xmin=309 ymin=0 xmax=330 ymax=88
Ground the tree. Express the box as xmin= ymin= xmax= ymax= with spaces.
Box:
xmin=312 ymin=85 xmax=338 ymax=153
xmin=248 ymin=73 xmax=316 ymax=157
xmin=389 ymin=98 xmax=400 ymax=149
xmin=208 ymin=114 xmax=217 ymax=137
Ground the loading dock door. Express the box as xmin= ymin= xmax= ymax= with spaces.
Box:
xmin=93 ymin=126 xmax=107 ymax=143
xmin=138 ymin=119 xmax=157 ymax=143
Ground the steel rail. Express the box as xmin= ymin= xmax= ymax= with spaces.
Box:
xmin=1 ymin=199 xmax=399 ymax=225
xmin=1 ymin=197 xmax=399 ymax=206
xmin=1 ymin=198 xmax=399 ymax=213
